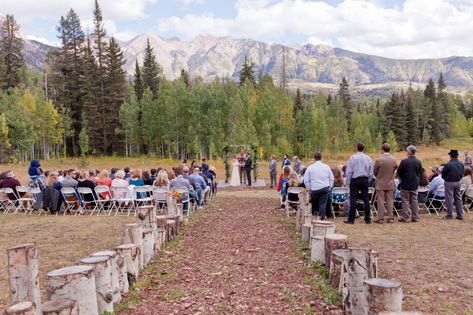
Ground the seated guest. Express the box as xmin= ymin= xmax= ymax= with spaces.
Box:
xmin=124 ymin=167 xmax=131 ymax=180
xmin=429 ymin=166 xmax=445 ymax=199
xmin=154 ymin=170 xmax=171 ymax=189
xmin=77 ymin=170 xmax=97 ymax=203
xmin=98 ymin=169 xmax=112 ymax=187
xmin=202 ymin=165 xmax=214 ymax=193
xmin=150 ymin=168 xmax=157 ymax=182
xmin=111 ymin=170 xmax=129 ymax=199
xmin=420 ymin=168 xmax=429 ymax=187
xmin=331 ymin=167 xmax=347 ymax=212
xmin=110 ymin=168 xmax=118 ymax=180
xmin=170 ymin=167 xmax=194 ymax=212
xmin=57 ymin=170 xmax=64 ymax=182
xmin=189 ymin=167 xmax=207 ymax=209
xmin=201 ymin=158 xmax=208 ymax=171
xmin=182 ymin=166 xmax=197 ymax=199
xmin=129 ymin=169 xmax=146 ymax=199
xmin=42 ymin=171 xmax=62 ymax=213
xmin=429 ymin=165 xmax=440 ymax=182
xmin=461 ymin=166 xmax=472 ymax=188
xmin=285 ymin=171 xmax=302 ymax=210
xmin=62 ymin=169 xmax=78 ymax=188
xmin=0 ymin=171 xmax=23 ymax=200
xmin=142 ymin=170 xmax=153 ymax=186
xmin=28 ymin=159 xmax=43 ymax=182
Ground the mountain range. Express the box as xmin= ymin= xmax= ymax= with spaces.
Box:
xmin=24 ymin=33 xmax=473 ymax=96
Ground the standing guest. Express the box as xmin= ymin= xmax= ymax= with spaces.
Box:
xmin=142 ymin=170 xmax=153 ymax=185
xmin=28 ymin=159 xmax=43 ymax=182
xmin=245 ymin=153 xmax=252 ymax=186
xmin=150 ymin=168 xmax=157 ymax=182
xmin=345 ymin=143 xmax=373 ymax=224
xmin=464 ymin=150 xmax=472 ymax=166
xmin=182 ymin=159 xmax=188 ymax=167
xmin=293 ymin=156 xmax=301 ymax=174
xmin=373 ymin=143 xmax=398 ymax=224
xmin=303 ymin=152 xmax=334 ymax=220
xmin=190 ymin=160 xmax=197 ymax=169
xmin=397 ymin=145 xmax=423 ymax=223
xmin=461 ymin=167 xmax=472 ymax=188
xmin=442 ymin=150 xmax=465 ymax=220
xmin=282 ymin=154 xmax=291 ymax=169
xmin=269 ymin=155 xmax=278 ymax=189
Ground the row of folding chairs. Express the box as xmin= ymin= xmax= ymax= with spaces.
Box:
xmin=0 ymin=186 xmax=43 ymax=214
xmin=423 ymin=183 xmax=473 ymax=216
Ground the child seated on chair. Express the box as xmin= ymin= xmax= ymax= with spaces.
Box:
xmin=285 ymin=171 xmax=303 ymax=211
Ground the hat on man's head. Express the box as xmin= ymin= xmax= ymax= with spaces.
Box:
xmin=448 ymin=149 xmax=459 ymax=157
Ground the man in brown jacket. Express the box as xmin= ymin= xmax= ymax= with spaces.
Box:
xmin=374 ymin=143 xmax=398 ymax=223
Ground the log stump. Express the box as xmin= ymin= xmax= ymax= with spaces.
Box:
xmin=340 ymin=248 xmax=378 ymax=315
xmin=122 ymin=223 xmax=144 ymax=270
xmin=324 ymin=233 xmax=348 ymax=266
xmin=4 ymin=301 xmax=35 ymax=315
xmin=142 ymin=229 xmax=154 ymax=266
xmin=302 ymin=224 xmax=311 ymax=242
xmin=80 ymin=256 xmax=113 ymax=314
xmin=303 ymin=213 xmax=313 ymax=226
xmin=295 ymin=210 xmax=303 ymax=232
xmin=364 ymin=278 xmax=403 ymax=314
xmin=156 ymin=228 xmax=166 ymax=250
xmin=310 ymin=235 xmax=325 ymax=264
xmin=7 ymin=243 xmax=41 ymax=315
xmin=46 ymin=265 xmax=98 ymax=315
xmin=115 ymin=244 xmax=139 ymax=287
xmin=166 ymin=220 xmax=176 ymax=241
xmin=113 ymin=250 xmax=128 ymax=295
xmin=329 ymin=249 xmax=347 ymax=290
xmin=137 ymin=206 xmax=159 ymax=254
xmin=90 ymin=250 xmax=121 ymax=305
xmin=311 ymin=220 xmax=335 ymax=237
xmin=40 ymin=298 xmax=78 ymax=315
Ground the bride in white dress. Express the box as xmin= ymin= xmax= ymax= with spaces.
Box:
xmin=230 ymin=157 xmax=241 ymax=186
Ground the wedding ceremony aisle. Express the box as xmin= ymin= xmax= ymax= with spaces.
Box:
xmin=120 ymin=189 xmax=342 ymax=314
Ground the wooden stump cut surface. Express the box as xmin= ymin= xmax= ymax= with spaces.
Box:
xmin=365 ymin=278 xmax=403 ymax=314
xmin=5 ymin=301 xmax=35 ymax=315
xmin=41 ymin=298 xmax=78 ymax=315
xmin=324 ymin=233 xmax=348 ymax=267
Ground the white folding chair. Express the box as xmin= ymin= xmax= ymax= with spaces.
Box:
xmin=285 ymin=187 xmax=304 ymax=217
xmin=111 ymin=186 xmax=135 ymax=216
xmin=463 ymin=184 xmax=473 ymax=214
xmin=427 ymin=185 xmax=445 ymax=215
xmin=133 ymin=186 xmax=153 ymax=208
xmin=77 ymin=187 xmax=99 ymax=215
xmin=153 ymin=187 xmax=170 ymax=214
xmin=1 ymin=188 xmax=17 ymax=214
xmin=171 ymin=187 xmax=193 ymax=216
xmin=94 ymin=185 xmax=115 ymax=216
xmin=61 ymin=187 xmax=80 ymax=215
xmin=14 ymin=186 xmax=34 ymax=214
xmin=330 ymin=187 xmax=349 ymax=218
xmin=417 ymin=186 xmax=431 ymax=215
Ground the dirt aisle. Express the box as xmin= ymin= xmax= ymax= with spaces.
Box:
xmin=120 ymin=190 xmax=341 ymax=314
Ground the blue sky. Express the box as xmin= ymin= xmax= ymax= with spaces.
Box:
xmin=1 ymin=0 xmax=472 ymax=59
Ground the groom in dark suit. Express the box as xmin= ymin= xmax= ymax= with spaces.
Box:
xmin=245 ymin=153 xmax=252 ymax=186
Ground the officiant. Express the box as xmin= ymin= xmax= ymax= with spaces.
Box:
xmin=245 ymin=153 xmax=252 ymax=186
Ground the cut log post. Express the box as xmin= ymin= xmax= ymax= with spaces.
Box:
xmin=7 ymin=243 xmax=41 ymax=315
xmin=295 ymin=210 xmax=303 ymax=232
xmin=115 ymin=244 xmax=139 ymax=287
xmin=90 ymin=250 xmax=121 ymax=305
xmin=329 ymin=249 xmax=347 ymax=290
xmin=4 ymin=301 xmax=35 ymax=315
xmin=113 ymin=249 xmax=129 ymax=295
xmin=137 ymin=206 xmax=159 ymax=255
xmin=324 ymin=233 xmax=348 ymax=266
xmin=340 ymin=248 xmax=378 ymax=315
xmin=302 ymin=224 xmax=311 ymax=242
xmin=166 ymin=214 xmax=180 ymax=234
xmin=46 ymin=265 xmax=98 ymax=315
xmin=166 ymin=219 xmax=176 ymax=242
xmin=364 ymin=278 xmax=403 ymax=314
xmin=40 ymin=298 xmax=78 ymax=315
xmin=303 ymin=213 xmax=313 ymax=226
xmin=80 ymin=256 xmax=113 ymax=314
xmin=311 ymin=220 xmax=336 ymax=237
xmin=156 ymin=215 xmax=168 ymax=246
xmin=142 ymin=229 xmax=154 ymax=266
xmin=310 ymin=235 xmax=325 ymax=264
xmin=122 ymin=223 xmax=144 ymax=270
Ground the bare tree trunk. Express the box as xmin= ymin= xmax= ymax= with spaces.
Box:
xmin=4 ymin=301 xmax=35 ymax=315
xmin=90 ymin=251 xmax=122 ymax=306
xmin=41 ymin=298 xmax=78 ymax=315
xmin=79 ymin=256 xmax=113 ymax=314
xmin=7 ymin=243 xmax=41 ymax=315
xmin=46 ymin=266 xmax=98 ymax=315
xmin=364 ymin=278 xmax=403 ymax=314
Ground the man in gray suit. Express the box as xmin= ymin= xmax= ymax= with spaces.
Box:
xmin=373 ymin=143 xmax=398 ymax=224
xmin=170 ymin=167 xmax=194 ymax=212
xmin=269 ymin=155 xmax=277 ymax=189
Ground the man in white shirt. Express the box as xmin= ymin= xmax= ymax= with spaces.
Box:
xmin=303 ymin=152 xmax=334 ymax=220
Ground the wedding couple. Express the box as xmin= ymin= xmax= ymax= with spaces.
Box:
xmin=230 ymin=152 xmax=252 ymax=186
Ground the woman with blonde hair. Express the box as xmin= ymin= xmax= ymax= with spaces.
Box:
xmin=285 ymin=171 xmax=302 ymax=210
xmin=154 ymin=169 xmax=170 ymax=189
xmin=98 ymin=169 xmax=112 ymax=187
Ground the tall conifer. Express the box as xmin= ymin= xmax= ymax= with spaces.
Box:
xmin=0 ymin=15 xmax=25 ymax=91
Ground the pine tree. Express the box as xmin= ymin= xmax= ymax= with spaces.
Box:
xmin=293 ymin=88 xmax=303 ymax=154
xmin=385 ymin=92 xmax=408 ymax=149
xmin=102 ymin=37 xmax=126 ymax=154
xmin=0 ymin=14 xmax=25 ymax=91
xmin=180 ymin=69 xmax=191 ymax=90
xmin=133 ymin=60 xmax=143 ymax=103
xmin=405 ymin=92 xmax=420 ymax=145
xmin=142 ymin=38 xmax=162 ymax=99
xmin=239 ymin=55 xmax=256 ymax=86
xmin=338 ymin=77 xmax=352 ymax=132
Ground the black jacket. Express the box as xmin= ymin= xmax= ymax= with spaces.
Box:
xmin=397 ymin=156 xmax=422 ymax=190
xmin=245 ymin=157 xmax=252 ymax=170
xmin=442 ymin=159 xmax=464 ymax=182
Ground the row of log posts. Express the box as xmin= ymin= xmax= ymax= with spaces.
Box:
xmin=300 ymin=217 xmax=405 ymax=315
xmin=6 ymin=201 xmax=186 ymax=314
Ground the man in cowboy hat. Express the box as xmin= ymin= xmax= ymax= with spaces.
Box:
xmin=442 ymin=149 xmax=464 ymax=220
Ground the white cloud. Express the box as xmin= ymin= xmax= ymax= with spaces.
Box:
xmin=180 ymin=0 xmax=204 ymax=5
xmin=156 ymin=0 xmax=473 ymax=59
